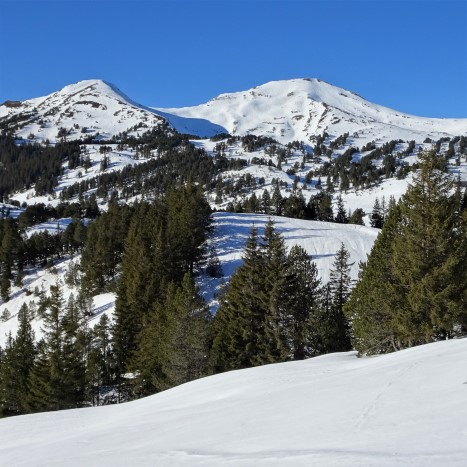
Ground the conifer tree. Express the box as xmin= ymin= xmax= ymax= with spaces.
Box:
xmin=261 ymin=189 xmax=271 ymax=214
xmin=324 ymin=243 xmax=352 ymax=352
xmin=271 ymin=184 xmax=283 ymax=215
xmin=370 ymin=197 xmax=384 ymax=228
xmin=259 ymin=220 xmax=290 ymax=362
xmin=334 ymin=195 xmax=348 ymax=223
xmin=346 ymin=151 xmax=467 ymax=353
xmin=285 ymin=245 xmax=322 ymax=359
xmin=161 ymin=274 xmax=211 ymax=388
xmin=344 ymin=204 xmax=405 ymax=354
xmin=87 ymin=314 xmax=115 ymax=405
xmin=0 ymin=304 xmax=36 ymax=416
xmin=27 ymin=283 xmax=85 ymax=411
xmin=210 ymin=227 xmax=267 ymax=372
xmin=391 ymin=151 xmax=467 ymax=341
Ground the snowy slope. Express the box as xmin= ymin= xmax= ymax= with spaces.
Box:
xmin=156 ymin=78 xmax=467 ymax=145
xmin=212 ymin=213 xmax=378 ymax=284
xmin=1 ymin=337 xmax=465 ymax=466
xmin=0 ymin=80 xmax=165 ymax=142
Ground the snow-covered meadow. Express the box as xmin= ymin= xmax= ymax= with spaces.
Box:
xmin=0 ymin=337 xmax=465 ymax=466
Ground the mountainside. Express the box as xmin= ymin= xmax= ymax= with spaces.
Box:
xmin=156 ymin=78 xmax=467 ymax=144
xmin=1 ymin=337 xmax=465 ymax=466
xmin=0 ymin=80 xmax=166 ymax=142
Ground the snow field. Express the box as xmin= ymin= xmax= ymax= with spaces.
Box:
xmin=0 ymin=337 xmax=465 ymax=466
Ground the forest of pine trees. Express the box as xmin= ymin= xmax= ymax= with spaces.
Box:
xmin=1 ymin=136 xmax=466 ymax=419
xmin=0 ymin=200 xmax=357 ymax=415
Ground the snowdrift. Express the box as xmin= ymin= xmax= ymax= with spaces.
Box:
xmin=1 ymin=338 xmax=466 ymax=466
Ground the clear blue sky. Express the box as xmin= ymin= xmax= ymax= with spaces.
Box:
xmin=0 ymin=0 xmax=466 ymax=118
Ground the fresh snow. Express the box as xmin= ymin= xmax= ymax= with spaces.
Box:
xmin=0 ymin=337 xmax=465 ymax=466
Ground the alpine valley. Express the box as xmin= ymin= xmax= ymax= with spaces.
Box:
xmin=0 ymin=78 xmax=466 ymax=466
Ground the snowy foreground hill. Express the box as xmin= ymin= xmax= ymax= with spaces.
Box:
xmin=1 ymin=338 xmax=466 ymax=467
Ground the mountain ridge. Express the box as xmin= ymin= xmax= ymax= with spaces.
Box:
xmin=2 ymin=78 xmax=465 ymax=145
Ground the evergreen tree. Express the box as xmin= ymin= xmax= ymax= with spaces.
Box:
xmin=261 ymin=189 xmax=271 ymax=214
xmin=210 ymin=227 xmax=268 ymax=372
xmin=344 ymin=204 xmax=405 ymax=354
xmin=161 ymin=274 xmax=211 ymax=388
xmin=271 ymin=184 xmax=283 ymax=215
xmin=346 ymin=151 xmax=467 ymax=354
xmin=348 ymin=208 xmax=365 ymax=225
xmin=370 ymin=197 xmax=384 ymax=228
xmin=334 ymin=195 xmax=348 ymax=223
xmin=285 ymin=245 xmax=322 ymax=359
xmin=324 ymin=243 xmax=352 ymax=352
xmin=391 ymin=151 xmax=467 ymax=341
xmin=0 ymin=304 xmax=36 ymax=417
xmin=27 ymin=283 xmax=85 ymax=411
xmin=259 ymin=220 xmax=290 ymax=362
xmin=87 ymin=314 xmax=115 ymax=405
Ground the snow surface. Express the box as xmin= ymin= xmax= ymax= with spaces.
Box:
xmin=156 ymin=78 xmax=467 ymax=145
xmin=1 ymin=337 xmax=465 ymax=466
xmin=201 ymin=213 xmax=378 ymax=311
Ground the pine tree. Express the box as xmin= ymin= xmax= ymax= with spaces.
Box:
xmin=346 ymin=151 xmax=467 ymax=354
xmin=161 ymin=274 xmax=211 ymax=388
xmin=334 ymin=195 xmax=348 ymax=223
xmin=370 ymin=197 xmax=384 ymax=228
xmin=324 ymin=243 xmax=352 ymax=352
xmin=285 ymin=245 xmax=322 ymax=359
xmin=344 ymin=204 xmax=405 ymax=354
xmin=348 ymin=208 xmax=365 ymax=225
xmin=0 ymin=304 xmax=36 ymax=416
xmin=26 ymin=283 xmax=84 ymax=411
xmin=87 ymin=314 xmax=115 ymax=405
xmin=261 ymin=189 xmax=271 ymax=214
xmin=61 ymin=294 xmax=87 ymax=407
xmin=391 ymin=151 xmax=467 ymax=341
xmin=258 ymin=220 xmax=290 ymax=362
xmin=210 ymin=227 xmax=268 ymax=372
xmin=271 ymin=184 xmax=283 ymax=215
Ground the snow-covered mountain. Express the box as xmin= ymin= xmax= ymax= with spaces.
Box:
xmin=1 ymin=337 xmax=465 ymax=466
xmin=156 ymin=78 xmax=467 ymax=145
xmin=0 ymin=79 xmax=167 ymax=142
xmin=2 ymin=78 xmax=465 ymax=145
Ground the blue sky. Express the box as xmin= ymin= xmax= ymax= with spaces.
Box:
xmin=0 ymin=0 xmax=466 ymax=118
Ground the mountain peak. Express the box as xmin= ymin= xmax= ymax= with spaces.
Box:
xmin=157 ymin=78 xmax=467 ymax=144
xmin=0 ymin=79 xmax=164 ymax=142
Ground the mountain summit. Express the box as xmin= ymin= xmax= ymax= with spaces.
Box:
xmin=156 ymin=78 xmax=467 ymax=144
xmin=0 ymin=79 xmax=164 ymax=142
